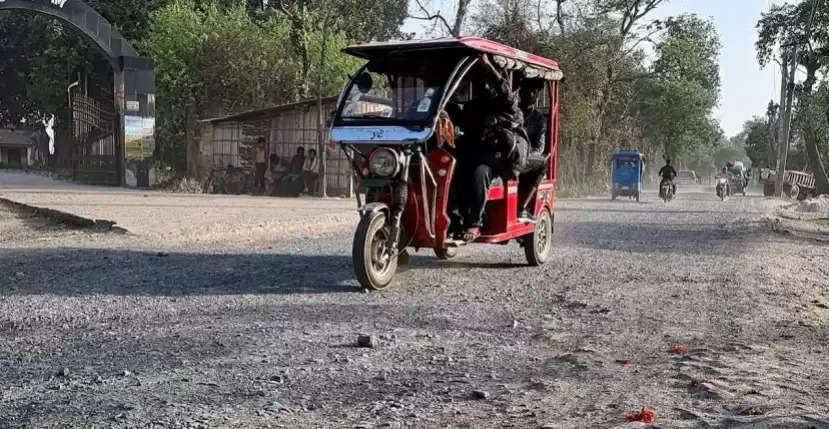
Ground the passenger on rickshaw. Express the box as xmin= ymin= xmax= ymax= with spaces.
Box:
xmin=517 ymin=78 xmax=548 ymax=223
xmin=451 ymin=54 xmax=530 ymax=242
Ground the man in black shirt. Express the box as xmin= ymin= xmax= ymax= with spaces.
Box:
xmin=659 ymin=159 xmax=677 ymax=195
xmin=517 ymin=79 xmax=548 ymax=222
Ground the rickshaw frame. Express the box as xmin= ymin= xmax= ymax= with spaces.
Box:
xmin=330 ymin=37 xmax=563 ymax=288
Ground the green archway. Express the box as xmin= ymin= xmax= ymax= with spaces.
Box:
xmin=0 ymin=0 xmax=156 ymax=186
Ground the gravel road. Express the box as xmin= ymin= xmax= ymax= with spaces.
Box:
xmin=1 ymin=187 xmax=828 ymax=428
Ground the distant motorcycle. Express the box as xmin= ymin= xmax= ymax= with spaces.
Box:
xmin=716 ymin=176 xmax=730 ymax=201
xmin=731 ymin=174 xmax=747 ymax=196
xmin=660 ymin=179 xmax=674 ymax=203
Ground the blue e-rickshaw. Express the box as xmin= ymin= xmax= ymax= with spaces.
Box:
xmin=611 ymin=150 xmax=645 ymax=202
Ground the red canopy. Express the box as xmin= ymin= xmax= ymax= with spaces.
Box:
xmin=344 ymin=37 xmax=560 ymax=72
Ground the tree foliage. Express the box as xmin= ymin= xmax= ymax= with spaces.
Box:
xmin=756 ymin=0 xmax=829 ymax=194
xmin=139 ymin=0 xmax=361 ymax=170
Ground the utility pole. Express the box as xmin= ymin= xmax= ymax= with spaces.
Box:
xmin=775 ymin=49 xmax=797 ymax=198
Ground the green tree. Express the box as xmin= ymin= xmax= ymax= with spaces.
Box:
xmin=638 ymin=14 xmax=721 ymax=158
xmin=757 ymin=0 xmax=829 ymax=194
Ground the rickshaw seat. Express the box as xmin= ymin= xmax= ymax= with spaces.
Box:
xmin=487 ymin=177 xmax=511 ymax=201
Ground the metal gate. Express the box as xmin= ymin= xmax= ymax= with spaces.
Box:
xmin=65 ymin=94 xmax=121 ymax=185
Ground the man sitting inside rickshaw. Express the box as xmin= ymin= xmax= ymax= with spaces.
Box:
xmin=451 ymin=54 xmax=531 ymax=242
xmin=517 ymin=78 xmax=548 ymax=223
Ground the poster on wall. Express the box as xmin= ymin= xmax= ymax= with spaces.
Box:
xmin=125 ymin=115 xmax=155 ymax=160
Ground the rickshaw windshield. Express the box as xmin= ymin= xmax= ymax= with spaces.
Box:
xmin=337 ymin=56 xmax=459 ymax=125
xmin=614 ymin=158 xmax=639 ymax=169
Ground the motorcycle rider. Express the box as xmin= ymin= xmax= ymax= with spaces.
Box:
xmin=658 ymin=159 xmax=677 ymax=196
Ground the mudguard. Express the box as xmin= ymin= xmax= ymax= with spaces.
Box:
xmin=358 ymin=202 xmax=390 ymax=219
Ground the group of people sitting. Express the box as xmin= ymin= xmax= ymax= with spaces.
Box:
xmin=446 ymin=54 xmax=550 ymax=243
xmin=253 ymin=139 xmax=319 ymax=197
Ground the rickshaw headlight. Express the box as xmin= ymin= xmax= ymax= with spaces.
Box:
xmin=369 ymin=148 xmax=400 ymax=177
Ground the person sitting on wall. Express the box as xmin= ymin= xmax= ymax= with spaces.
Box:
xmin=265 ymin=153 xmax=287 ymax=196
xmin=280 ymin=146 xmax=306 ymax=197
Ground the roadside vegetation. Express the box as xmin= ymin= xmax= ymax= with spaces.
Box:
xmin=2 ymin=0 xmax=826 ymax=196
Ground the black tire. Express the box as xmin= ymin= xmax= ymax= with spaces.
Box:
xmin=434 ymin=247 xmax=457 ymax=260
xmin=611 ymin=191 xmax=617 ymax=201
xmin=525 ymin=209 xmax=553 ymax=266
xmin=353 ymin=211 xmax=398 ymax=290
xmin=635 ymin=192 xmax=640 ymax=203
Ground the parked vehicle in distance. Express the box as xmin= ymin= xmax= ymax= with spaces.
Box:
xmin=675 ymin=169 xmax=697 ymax=186
xmin=610 ymin=150 xmax=645 ymax=202
xmin=759 ymin=168 xmax=815 ymax=199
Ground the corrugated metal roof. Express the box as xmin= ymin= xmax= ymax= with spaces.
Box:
xmin=0 ymin=129 xmax=36 ymax=147
xmin=200 ymin=96 xmax=340 ymax=124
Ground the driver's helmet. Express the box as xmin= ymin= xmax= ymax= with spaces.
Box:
xmin=722 ymin=167 xmax=728 ymax=174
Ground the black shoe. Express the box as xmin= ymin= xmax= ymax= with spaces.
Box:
xmin=518 ymin=209 xmax=536 ymax=224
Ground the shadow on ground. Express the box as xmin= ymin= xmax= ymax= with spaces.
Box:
xmin=0 ymin=249 xmax=362 ymax=295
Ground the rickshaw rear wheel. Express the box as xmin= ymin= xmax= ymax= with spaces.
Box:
xmin=434 ymin=247 xmax=457 ymax=260
xmin=525 ymin=209 xmax=553 ymax=266
xmin=353 ymin=211 xmax=398 ymax=290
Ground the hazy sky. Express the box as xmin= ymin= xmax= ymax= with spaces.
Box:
xmin=403 ymin=0 xmax=782 ymax=137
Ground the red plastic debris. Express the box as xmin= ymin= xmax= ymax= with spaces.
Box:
xmin=615 ymin=359 xmax=633 ymax=365
xmin=626 ymin=407 xmax=656 ymax=424
xmin=670 ymin=345 xmax=688 ymax=355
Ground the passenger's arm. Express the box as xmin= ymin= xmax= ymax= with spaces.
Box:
xmin=479 ymin=54 xmax=512 ymax=97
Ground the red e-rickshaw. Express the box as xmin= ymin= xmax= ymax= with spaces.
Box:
xmin=330 ymin=37 xmax=563 ymax=290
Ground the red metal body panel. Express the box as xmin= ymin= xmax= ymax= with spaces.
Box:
xmin=406 ymin=149 xmax=456 ymax=249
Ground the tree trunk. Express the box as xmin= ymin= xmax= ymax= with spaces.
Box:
xmin=453 ymin=0 xmax=472 ymax=36
xmin=316 ymin=17 xmax=330 ymax=197
xmin=799 ymin=62 xmax=829 ymax=195
xmin=775 ymin=55 xmax=797 ymax=197
xmin=555 ymin=0 xmax=566 ymax=34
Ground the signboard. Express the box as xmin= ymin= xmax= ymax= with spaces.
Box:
xmin=125 ymin=116 xmax=155 ymax=160
xmin=126 ymin=100 xmax=140 ymax=112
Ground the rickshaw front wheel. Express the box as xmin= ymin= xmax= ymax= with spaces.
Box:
xmin=353 ymin=211 xmax=398 ymax=290
xmin=434 ymin=247 xmax=457 ymax=260
xmin=525 ymin=209 xmax=553 ymax=266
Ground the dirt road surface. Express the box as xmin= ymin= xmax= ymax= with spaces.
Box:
xmin=1 ymin=184 xmax=828 ymax=428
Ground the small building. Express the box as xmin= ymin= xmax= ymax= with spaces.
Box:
xmin=0 ymin=127 xmax=38 ymax=167
xmin=198 ymin=96 xmax=355 ymax=197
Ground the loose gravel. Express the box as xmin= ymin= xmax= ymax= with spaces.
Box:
xmin=1 ymin=187 xmax=828 ymax=428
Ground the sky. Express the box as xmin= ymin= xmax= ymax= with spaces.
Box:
xmin=403 ymin=0 xmax=781 ymax=137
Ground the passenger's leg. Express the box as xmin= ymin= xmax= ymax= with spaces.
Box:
xmin=518 ymin=167 xmax=547 ymax=222
xmin=463 ymin=164 xmax=492 ymax=240
xmin=447 ymin=164 xmax=465 ymax=234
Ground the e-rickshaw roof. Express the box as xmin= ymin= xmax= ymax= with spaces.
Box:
xmin=344 ymin=37 xmax=562 ymax=80
xmin=612 ymin=151 xmax=646 ymax=161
